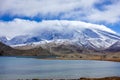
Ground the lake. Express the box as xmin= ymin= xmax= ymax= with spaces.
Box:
xmin=0 ymin=57 xmax=120 ymax=79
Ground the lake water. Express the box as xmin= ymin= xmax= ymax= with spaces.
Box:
xmin=0 ymin=57 xmax=120 ymax=79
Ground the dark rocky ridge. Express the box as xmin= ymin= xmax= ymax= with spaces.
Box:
xmin=0 ymin=42 xmax=51 ymax=56
xmin=105 ymin=41 xmax=120 ymax=52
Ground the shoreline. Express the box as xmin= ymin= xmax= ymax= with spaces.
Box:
xmin=35 ymin=52 xmax=120 ymax=62
xmin=39 ymin=57 xmax=120 ymax=62
xmin=17 ymin=76 xmax=120 ymax=80
xmin=1 ymin=55 xmax=120 ymax=62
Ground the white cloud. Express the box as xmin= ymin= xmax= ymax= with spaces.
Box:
xmin=0 ymin=0 xmax=120 ymax=23
xmin=0 ymin=0 xmax=94 ymax=16
xmin=0 ymin=19 xmax=37 ymax=38
xmin=87 ymin=0 xmax=120 ymax=23
xmin=0 ymin=19 xmax=115 ymax=39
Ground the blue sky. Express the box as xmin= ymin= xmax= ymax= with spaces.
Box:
xmin=0 ymin=0 xmax=120 ymax=38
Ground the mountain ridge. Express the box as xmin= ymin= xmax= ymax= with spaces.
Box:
xmin=0 ymin=42 xmax=51 ymax=56
xmin=0 ymin=20 xmax=120 ymax=51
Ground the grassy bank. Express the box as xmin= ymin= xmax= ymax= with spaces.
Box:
xmin=40 ymin=53 xmax=120 ymax=62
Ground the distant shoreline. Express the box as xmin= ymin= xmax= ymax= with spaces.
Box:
xmin=1 ymin=55 xmax=120 ymax=62
xmin=0 ymin=54 xmax=120 ymax=62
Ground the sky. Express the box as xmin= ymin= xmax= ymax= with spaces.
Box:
xmin=0 ymin=0 xmax=120 ymax=38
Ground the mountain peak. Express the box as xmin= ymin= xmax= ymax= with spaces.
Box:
xmin=0 ymin=20 xmax=120 ymax=50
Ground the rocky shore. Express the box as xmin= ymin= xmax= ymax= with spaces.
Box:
xmin=80 ymin=76 xmax=120 ymax=80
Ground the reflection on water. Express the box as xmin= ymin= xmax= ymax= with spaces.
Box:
xmin=0 ymin=57 xmax=120 ymax=79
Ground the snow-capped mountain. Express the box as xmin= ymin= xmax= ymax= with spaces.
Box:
xmin=1 ymin=20 xmax=120 ymax=50
xmin=0 ymin=36 xmax=8 ymax=44
xmin=8 ymin=35 xmax=42 ymax=45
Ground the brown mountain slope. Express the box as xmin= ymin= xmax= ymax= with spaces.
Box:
xmin=1 ymin=42 xmax=120 ymax=62
xmin=0 ymin=42 xmax=51 ymax=56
